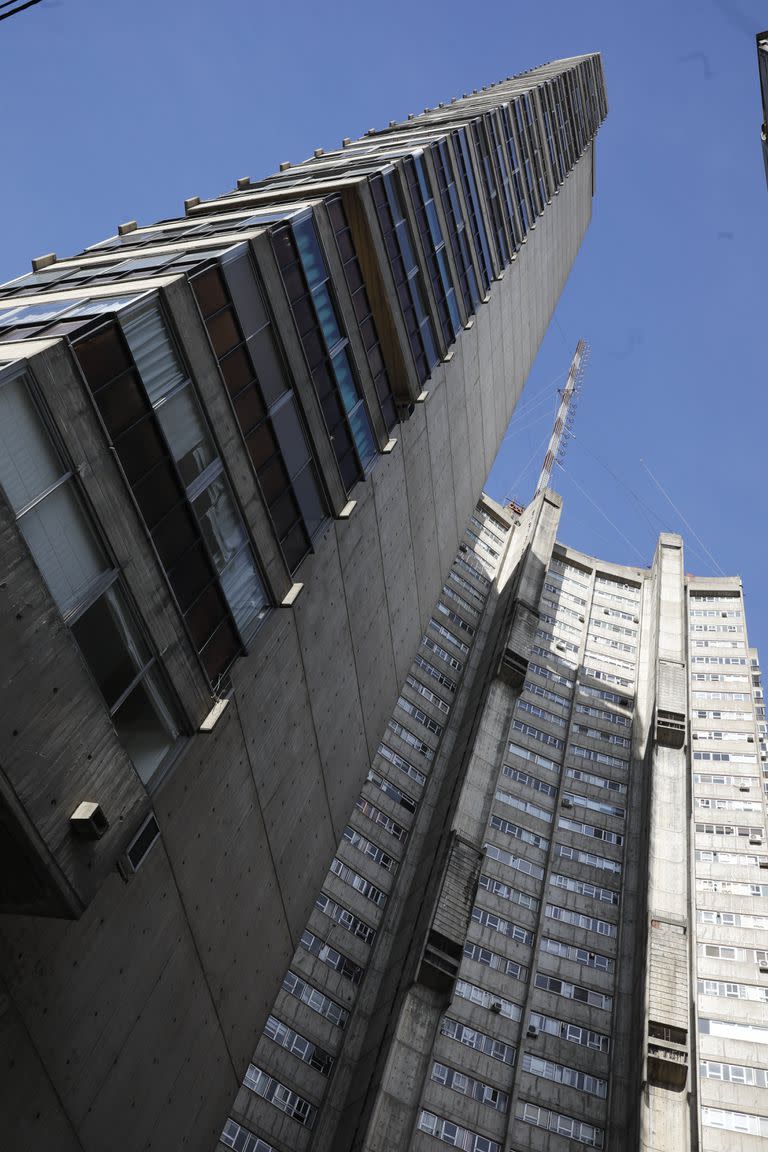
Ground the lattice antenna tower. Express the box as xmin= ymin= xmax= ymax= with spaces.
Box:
xmin=532 ymin=338 xmax=589 ymax=498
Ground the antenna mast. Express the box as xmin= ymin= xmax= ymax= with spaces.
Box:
xmin=532 ymin=338 xmax=589 ymax=499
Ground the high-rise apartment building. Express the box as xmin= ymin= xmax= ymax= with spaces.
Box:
xmin=226 ymin=486 xmax=767 ymax=1152
xmin=0 ymin=56 xmax=607 ymax=1152
xmin=758 ymin=31 xmax=768 ymax=184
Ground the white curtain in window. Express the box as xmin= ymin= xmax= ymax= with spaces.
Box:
xmin=123 ymin=307 xmax=185 ymax=405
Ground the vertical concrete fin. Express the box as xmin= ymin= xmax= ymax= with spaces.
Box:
xmin=641 ymin=534 xmax=692 ymax=1146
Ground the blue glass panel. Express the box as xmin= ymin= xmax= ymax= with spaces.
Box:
xmin=293 ymin=218 xmax=327 ymax=289
xmin=311 ymin=282 xmax=343 ymax=350
xmin=348 ymin=401 xmax=376 ymax=469
xmin=330 ymin=347 xmax=359 ymax=414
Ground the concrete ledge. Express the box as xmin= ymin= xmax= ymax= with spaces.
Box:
xmin=281 ymin=582 xmax=304 ymax=607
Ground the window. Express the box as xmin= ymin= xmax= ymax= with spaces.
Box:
xmin=370 ymin=168 xmax=438 ymax=384
xmin=522 ymin=1052 xmax=608 ymax=1098
xmin=550 ymin=873 xmax=618 ymax=906
xmin=495 ymin=788 xmax=552 ymax=824
xmin=263 ymin=1015 xmax=335 ymax=1076
xmin=489 ymin=813 xmax=549 ymax=850
xmin=273 ymin=215 xmax=376 ymax=490
xmin=471 ymin=906 xmax=533 ymax=946
xmin=430 ymin=1061 xmax=509 ymax=1112
xmin=558 ymin=816 xmax=624 ymax=846
xmin=545 ymin=902 xmax=617 ymax=939
xmin=453 ymin=127 xmax=494 ymax=291
xmin=301 ymin=927 xmax=364 ymax=983
xmin=540 ymin=935 xmax=614 ymax=973
xmin=377 ymin=742 xmax=427 ymax=787
xmin=455 ymin=979 xmax=523 ymax=1020
xmin=342 ymin=824 xmax=397 ymax=873
xmin=529 ymin=1009 xmax=610 ymax=1053
xmin=535 ymin=970 xmax=613 ymax=1011
xmin=0 ymin=371 xmax=182 ymax=783
xmin=243 ymin=1065 xmax=316 ymax=1128
xmin=431 ymin=138 xmax=480 ymax=312
xmin=404 ymin=155 xmax=461 ymax=344
xmin=516 ymin=1100 xmax=604 ymax=1147
xmin=440 ymin=1016 xmax=516 ymax=1064
xmin=281 ymin=970 xmax=348 ymax=1027
xmin=220 ymin=1118 xmax=275 ymax=1152
xmin=314 ymin=892 xmax=376 ymax=944
xmin=326 ymin=195 xmax=397 ymax=432
xmin=417 ymin=1109 xmax=501 ymax=1152
xmin=479 ymin=865 xmax=541 ymax=907
xmin=502 ymin=765 xmax=557 ymax=797
xmin=75 ymin=308 xmax=268 ymax=685
xmin=463 ymin=941 xmax=527 ymax=982
xmin=329 ymin=857 xmax=387 ymax=907
xmin=190 ymin=257 xmax=326 ymax=572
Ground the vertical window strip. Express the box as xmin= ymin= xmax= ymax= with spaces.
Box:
xmin=272 ymin=216 xmax=376 ymax=492
xmin=325 ymin=194 xmax=398 ymax=432
xmin=369 ymin=168 xmax=439 ymax=385
xmin=190 ymin=261 xmax=326 ymax=573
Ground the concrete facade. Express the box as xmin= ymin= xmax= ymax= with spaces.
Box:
xmin=222 ymin=489 xmax=768 ymax=1152
xmin=0 ymin=57 xmax=607 ymax=1152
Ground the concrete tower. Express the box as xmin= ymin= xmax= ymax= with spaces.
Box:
xmin=224 ymin=485 xmax=767 ymax=1152
xmin=0 ymin=55 xmax=607 ymax=1152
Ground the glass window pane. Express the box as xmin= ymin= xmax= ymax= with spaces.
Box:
xmin=330 ymin=347 xmax=358 ymax=414
xmin=19 ymin=481 xmax=107 ymax=615
xmin=71 ymin=586 xmax=149 ymax=709
xmin=0 ymin=375 xmax=64 ymax=511
xmin=92 ymin=369 xmax=148 ymax=438
xmin=152 ymin=502 xmax=198 ymax=570
xmin=133 ymin=461 xmax=182 ymax=528
xmin=73 ymin=324 xmax=132 ymax=388
xmin=233 ymin=387 xmax=265 ymax=436
xmin=223 ymin=254 xmax=268 ymax=339
xmin=219 ymin=548 xmax=267 ymax=631
xmin=167 ymin=540 xmax=214 ymax=611
xmin=113 ymin=672 xmax=179 ymax=783
xmin=116 ymin=415 xmax=167 ymax=484
xmin=292 ymin=462 xmax=326 ymax=537
xmin=123 ymin=308 xmax=186 ymax=405
xmin=311 ymin=282 xmax=342 ymax=349
xmin=185 ymin=581 xmax=228 ymax=650
xmin=200 ymin=615 xmax=240 ymax=682
xmin=248 ymin=327 xmax=289 ymax=405
xmin=271 ymin=399 xmax=310 ymax=478
xmin=192 ymin=478 xmax=246 ymax=574
xmin=220 ymin=344 xmax=254 ymax=398
xmin=348 ymin=402 xmax=376 ymax=468
xmin=206 ymin=309 xmax=240 ymax=358
xmin=293 ymin=219 xmax=327 ymax=289
xmin=247 ymin=422 xmax=278 ymax=472
xmin=154 ymin=384 xmax=215 ymax=489
xmin=190 ymin=267 xmax=228 ymax=319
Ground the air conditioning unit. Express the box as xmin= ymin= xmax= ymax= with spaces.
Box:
xmin=759 ymin=962 xmax=768 ymax=974
xmin=750 ymin=835 xmax=764 ymax=846
xmin=526 ymin=1024 xmax=539 ymax=1039
xmin=561 ymin=798 xmax=573 ymax=810
xmin=739 ymin=783 xmax=751 ymax=792
xmin=490 ymin=1001 xmax=502 ymax=1014
xmin=748 ymin=735 xmax=755 ymax=742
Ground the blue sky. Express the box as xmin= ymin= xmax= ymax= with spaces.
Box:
xmin=1 ymin=0 xmax=766 ymax=650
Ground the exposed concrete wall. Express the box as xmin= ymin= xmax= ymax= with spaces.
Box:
xmin=0 ymin=104 xmax=596 ymax=1152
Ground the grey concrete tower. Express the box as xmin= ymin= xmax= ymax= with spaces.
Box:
xmin=228 ymin=487 xmax=768 ymax=1152
xmin=0 ymin=55 xmax=606 ymax=1152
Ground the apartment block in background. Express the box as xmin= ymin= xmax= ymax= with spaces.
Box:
xmin=218 ymin=485 xmax=768 ymax=1152
xmin=0 ymin=55 xmax=607 ymax=1152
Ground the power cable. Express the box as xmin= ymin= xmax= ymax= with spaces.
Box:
xmin=557 ymin=461 xmax=647 ymax=564
xmin=0 ymin=0 xmax=46 ymax=20
xmin=640 ymin=459 xmax=726 ymax=576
